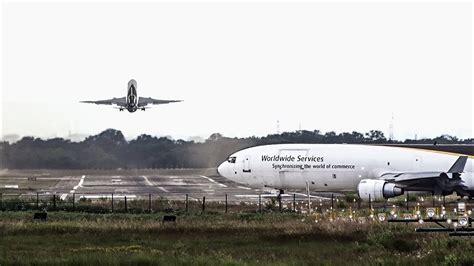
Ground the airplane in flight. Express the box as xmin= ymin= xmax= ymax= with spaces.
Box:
xmin=217 ymin=144 xmax=474 ymax=201
xmin=80 ymin=79 xmax=182 ymax=112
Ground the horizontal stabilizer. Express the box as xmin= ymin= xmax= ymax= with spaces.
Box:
xmin=447 ymin=156 xmax=468 ymax=173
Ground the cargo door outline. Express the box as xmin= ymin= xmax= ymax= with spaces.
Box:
xmin=243 ymin=155 xmax=251 ymax=173
xmin=277 ymin=149 xmax=308 ymax=188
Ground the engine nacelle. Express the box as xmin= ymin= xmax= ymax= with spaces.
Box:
xmin=357 ymin=179 xmax=403 ymax=201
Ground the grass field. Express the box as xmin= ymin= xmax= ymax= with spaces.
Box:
xmin=1 ymin=211 xmax=473 ymax=265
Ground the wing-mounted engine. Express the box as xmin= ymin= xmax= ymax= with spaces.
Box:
xmin=357 ymin=179 xmax=404 ymax=201
xmin=358 ymin=156 xmax=471 ymax=201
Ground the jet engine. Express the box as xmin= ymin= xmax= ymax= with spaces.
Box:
xmin=357 ymin=179 xmax=403 ymax=201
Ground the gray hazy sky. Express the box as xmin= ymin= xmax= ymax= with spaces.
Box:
xmin=1 ymin=1 xmax=473 ymax=141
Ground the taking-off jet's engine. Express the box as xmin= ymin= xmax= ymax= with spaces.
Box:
xmin=357 ymin=179 xmax=403 ymax=201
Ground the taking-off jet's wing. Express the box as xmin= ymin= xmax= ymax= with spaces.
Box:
xmin=80 ymin=97 xmax=127 ymax=107
xmin=137 ymin=97 xmax=182 ymax=107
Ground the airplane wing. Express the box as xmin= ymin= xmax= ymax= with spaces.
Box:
xmin=378 ymin=156 xmax=470 ymax=195
xmin=80 ymin=97 xmax=127 ymax=107
xmin=138 ymin=97 xmax=182 ymax=107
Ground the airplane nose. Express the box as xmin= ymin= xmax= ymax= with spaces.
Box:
xmin=217 ymin=162 xmax=227 ymax=177
xmin=217 ymin=162 xmax=224 ymax=176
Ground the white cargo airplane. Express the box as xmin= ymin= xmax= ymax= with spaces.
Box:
xmin=80 ymin=79 xmax=182 ymax=112
xmin=217 ymin=144 xmax=474 ymax=201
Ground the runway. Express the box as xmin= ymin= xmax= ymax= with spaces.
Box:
xmin=0 ymin=169 xmax=326 ymax=202
xmin=59 ymin=174 xmax=257 ymax=201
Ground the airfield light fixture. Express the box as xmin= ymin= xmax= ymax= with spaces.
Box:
xmin=418 ymin=219 xmax=424 ymax=224
xmin=468 ymin=210 xmax=472 ymax=216
xmin=426 ymin=208 xmax=435 ymax=218
xmin=453 ymin=222 xmax=458 ymax=228
xmin=457 ymin=202 xmax=466 ymax=214
xmin=458 ymin=217 xmax=468 ymax=227
xmin=447 ymin=219 xmax=452 ymax=224
xmin=378 ymin=213 xmax=386 ymax=222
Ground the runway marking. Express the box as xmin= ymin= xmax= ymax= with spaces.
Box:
xmin=61 ymin=175 xmax=86 ymax=200
xmin=237 ymin=186 xmax=252 ymax=190
xmin=142 ymin=176 xmax=154 ymax=186
xmin=292 ymin=192 xmax=328 ymax=199
xmin=235 ymin=194 xmax=259 ymax=198
xmin=157 ymin=186 xmax=169 ymax=192
xmin=73 ymin=175 xmax=86 ymax=190
xmin=197 ymin=175 xmax=228 ymax=187
xmin=80 ymin=194 xmax=137 ymax=199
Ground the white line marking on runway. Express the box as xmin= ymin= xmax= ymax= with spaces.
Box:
xmin=142 ymin=176 xmax=154 ymax=186
xmin=235 ymin=194 xmax=259 ymax=198
xmin=61 ymin=175 xmax=86 ymax=200
xmin=292 ymin=192 xmax=328 ymax=199
xmin=198 ymin=175 xmax=228 ymax=187
xmin=237 ymin=186 xmax=252 ymax=190
xmin=73 ymin=175 xmax=85 ymax=190
xmin=80 ymin=194 xmax=137 ymax=199
xmin=158 ymin=186 xmax=169 ymax=192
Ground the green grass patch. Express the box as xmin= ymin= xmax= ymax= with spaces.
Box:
xmin=0 ymin=211 xmax=473 ymax=265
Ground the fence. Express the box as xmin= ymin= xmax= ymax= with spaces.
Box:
xmin=0 ymin=191 xmax=462 ymax=215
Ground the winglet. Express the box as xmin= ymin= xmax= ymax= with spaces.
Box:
xmin=447 ymin=156 xmax=468 ymax=173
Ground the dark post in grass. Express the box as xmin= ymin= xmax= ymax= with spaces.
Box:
xmin=202 ymin=196 xmax=206 ymax=213
xmin=258 ymin=194 xmax=262 ymax=212
xmin=278 ymin=195 xmax=282 ymax=212
xmin=111 ymin=193 xmax=114 ymax=213
xmin=368 ymin=194 xmax=372 ymax=210
xmin=53 ymin=194 xmax=56 ymax=211
xmin=148 ymin=193 xmax=152 ymax=213
xmin=124 ymin=196 xmax=128 ymax=213
xmin=0 ymin=193 xmax=2 ymax=210
xmin=36 ymin=192 xmax=39 ymax=209
xmin=72 ymin=193 xmax=75 ymax=212
xmin=225 ymin=194 xmax=228 ymax=214
xmin=406 ymin=192 xmax=409 ymax=211
xmin=293 ymin=194 xmax=296 ymax=212
xmin=185 ymin=194 xmax=189 ymax=213
xmin=358 ymin=196 xmax=361 ymax=209
xmin=443 ymin=195 xmax=445 ymax=208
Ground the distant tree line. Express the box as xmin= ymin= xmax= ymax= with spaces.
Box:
xmin=0 ymin=129 xmax=471 ymax=169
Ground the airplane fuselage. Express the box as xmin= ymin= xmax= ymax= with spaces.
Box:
xmin=126 ymin=79 xmax=139 ymax=112
xmin=217 ymin=144 xmax=474 ymax=195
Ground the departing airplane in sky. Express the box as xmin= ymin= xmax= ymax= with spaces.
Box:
xmin=218 ymin=144 xmax=474 ymax=200
xmin=80 ymin=79 xmax=182 ymax=112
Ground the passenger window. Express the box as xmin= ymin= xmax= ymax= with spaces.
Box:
xmin=227 ymin=157 xmax=236 ymax=163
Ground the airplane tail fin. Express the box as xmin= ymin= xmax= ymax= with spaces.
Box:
xmin=447 ymin=156 xmax=468 ymax=173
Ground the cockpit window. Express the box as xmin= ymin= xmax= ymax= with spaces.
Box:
xmin=227 ymin=156 xmax=236 ymax=163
